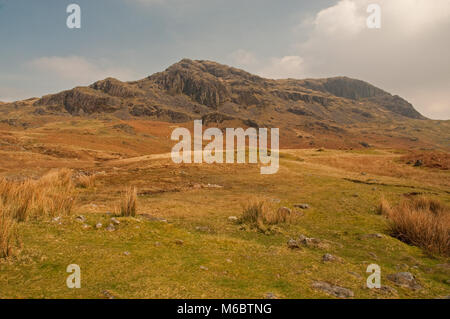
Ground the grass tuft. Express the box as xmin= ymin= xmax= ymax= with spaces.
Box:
xmin=0 ymin=205 xmax=17 ymax=258
xmin=0 ymin=169 xmax=76 ymax=222
xmin=382 ymin=196 xmax=450 ymax=256
xmin=76 ymin=174 xmax=96 ymax=189
xmin=120 ymin=186 xmax=137 ymax=217
xmin=240 ymin=199 xmax=292 ymax=231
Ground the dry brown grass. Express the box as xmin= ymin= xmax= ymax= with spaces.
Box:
xmin=76 ymin=174 xmax=96 ymax=188
xmin=0 ymin=205 xmax=17 ymax=258
xmin=314 ymin=153 xmax=450 ymax=189
xmin=0 ymin=169 xmax=75 ymax=222
xmin=382 ymin=196 xmax=450 ymax=256
xmin=377 ymin=196 xmax=392 ymax=215
xmin=120 ymin=186 xmax=137 ymax=217
xmin=240 ymin=199 xmax=292 ymax=230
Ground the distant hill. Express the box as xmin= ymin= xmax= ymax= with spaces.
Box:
xmin=28 ymin=58 xmax=424 ymax=122
xmin=1 ymin=59 xmax=449 ymax=150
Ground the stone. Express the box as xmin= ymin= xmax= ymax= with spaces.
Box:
xmin=175 ymin=239 xmax=184 ymax=245
xmin=82 ymin=224 xmax=91 ymax=229
xmin=111 ymin=217 xmax=120 ymax=225
xmin=75 ymin=215 xmax=86 ymax=223
xmin=297 ymin=234 xmax=325 ymax=248
xmin=106 ymin=224 xmax=115 ymax=232
xmin=312 ymin=281 xmax=354 ymax=298
xmin=123 ymin=251 xmax=130 ymax=256
xmin=294 ymin=203 xmax=309 ymax=209
xmin=379 ymin=285 xmax=397 ymax=296
xmin=195 ymin=226 xmax=211 ymax=232
xmin=102 ymin=290 xmax=115 ymax=299
xmin=95 ymin=223 xmax=102 ymax=229
xmin=413 ymin=160 xmax=423 ymax=167
xmin=386 ymin=272 xmax=421 ymax=290
xmin=322 ymin=253 xmax=338 ymax=262
xmin=287 ymin=239 xmax=300 ymax=249
xmin=199 ymin=266 xmax=208 ymax=271
xmin=360 ymin=233 xmax=383 ymax=239
xmin=228 ymin=216 xmax=238 ymax=222
xmin=264 ymin=292 xmax=278 ymax=299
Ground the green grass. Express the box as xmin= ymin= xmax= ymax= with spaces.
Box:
xmin=0 ymin=153 xmax=449 ymax=299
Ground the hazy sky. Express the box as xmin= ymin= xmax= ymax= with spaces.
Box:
xmin=0 ymin=0 xmax=449 ymax=119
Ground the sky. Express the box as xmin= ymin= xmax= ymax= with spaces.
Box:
xmin=0 ymin=0 xmax=449 ymax=119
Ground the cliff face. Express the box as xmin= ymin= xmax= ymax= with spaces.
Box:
xmin=35 ymin=87 xmax=122 ymax=115
xmin=31 ymin=58 xmax=426 ymax=123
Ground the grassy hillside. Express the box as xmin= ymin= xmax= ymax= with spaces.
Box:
xmin=0 ymin=130 xmax=448 ymax=298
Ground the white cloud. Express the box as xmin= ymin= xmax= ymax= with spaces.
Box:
xmin=229 ymin=49 xmax=258 ymax=67
xmin=313 ymin=0 xmax=365 ymax=36
xmin=27 ymin=56 xmax=138 ymax=84
xmin=246 ymin=0 xmax=450 ymax=119
xmin=258 ymin=56 xmax=305 ymax=79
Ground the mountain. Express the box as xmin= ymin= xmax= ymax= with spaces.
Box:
xmin=1 ymin=59 xmax=449 ymax=150
xmin=29 ymin=59 xmax=423 ymax=122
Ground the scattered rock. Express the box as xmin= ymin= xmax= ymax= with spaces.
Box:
xmin=386 ymin=272 xmax=421 ymax=290
xmin=82 ymin=224 xmax=91 ymax=229
xmin=312 ymin=281 xmax=354 ymax=298
xmin=195 ymin=226 xmax=211 ymax=233
xmin=102 ymin=290 xmax=116 ymax=299
xmin=175 ymin=239 xmax=184 ymax=245
xmin=111 ymin=217 xmax=120 ymax=225
xmin=52 ymin=216 xmax=61 ymax=223
xmin=199 ymin=266 xmax=208 ymax=271
xmin=123 ymin=251 xmax=130 ymax=256
xmin=413 ymin=160 xmax=423 ymax=167
xmin=379 ymin=285 xmax=398 ymax=296
xmin=106 ymin=224 xmax=116 ymax=232
xmin=75 ymin=215 xmax=86 ymax=223
xmin=322 ymin=253 xmax=340 ymax=262
xmin=294 ymin=203 xmax=310 ymax=209
xmin=270 ymin=198 xmax=281 ymax=203
xmin=360 ymin=233 xmax=383 ymax=240
xmin=264 ymin=292 xmax=278 ymax=299
xmin=154 ymin=241 xmax=161 ymax=246
xmin=205 ymin=183 xmax=223 ymax=189
xmin=95 ymin=223 xmax=103 ymax=229
xmin=297 ymin=234 xmax=327 ymax=249
xmin=228 ymin=216 xmax=238 ymax=222
xmin=226 ymin=259 xmax=232 ymax=263
xmin=287 ymin=239 xmax=300 ymax=249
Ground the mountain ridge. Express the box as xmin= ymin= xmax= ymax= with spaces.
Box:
xmin=2 ymin=59 xmax=449 ymax=150
xmin=25 ymin=58 xmax=424 ymax=122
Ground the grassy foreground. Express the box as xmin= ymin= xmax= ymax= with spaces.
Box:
xmin=0 ymin=149 xmax=449 ymax=299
